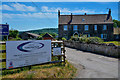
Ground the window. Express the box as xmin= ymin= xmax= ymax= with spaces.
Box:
xmin=101 ymin=34 xmax=107 ymax=39
xmin=103 ymin=25 xmax=107 ymax=30
xmin=64 ymin=25 xmax=68 ymax=31
xmin=116 ymin=35 xmax=119 ymax=39
xmin=73 ymin=25 xmax=78 ymax=31
xmin=94 ymin=25 xmax=97 ymax=30
xmin=84 ymin=25 xmax=89 ymax=31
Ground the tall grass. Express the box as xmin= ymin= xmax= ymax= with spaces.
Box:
xmin=2 ymin=61 xmax=77 ymax=78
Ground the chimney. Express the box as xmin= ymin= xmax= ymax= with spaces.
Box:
xmin=71 ymin=13 xmax=72 ymax=20
xmin=58 ymin=10 xmax=60 ymax=17
xmin=106 ymin=9 xmax=111 ymax=20
xmin=108 ymin=9 xmax=111 ymax=16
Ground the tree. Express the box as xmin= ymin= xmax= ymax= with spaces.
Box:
xmin=36 ymin=36 xmax=42 ymax=40
xmin=113 ymin=19 xmax=120 ymax=27
xmin=9 ymin=30 xmax=19 ymax=38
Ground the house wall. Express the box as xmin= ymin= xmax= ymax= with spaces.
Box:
xmin=114 ymin=34 xmax=120 ymax=41
xmin=43 ymin=37 xmax=53 ymax=40
xmin=58 ymin=24 xmax=114 ymax=41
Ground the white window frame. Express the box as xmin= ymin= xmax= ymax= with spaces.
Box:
xmin=101 ymin=34 xmax=107 ymax=39
xmin=64 ymin=25 xmax=68 ymax=31
xmin=73 ymin=25 xmax=78 ymax=31
xmin=84 ymin=25 xmax=89 ymax=31
xmin=94 ymin=25 xmax=97 ymax=31
xmin=103 ymin=25 xmax=107 ymax=30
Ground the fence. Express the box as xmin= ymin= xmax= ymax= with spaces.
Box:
xmin=0 ymin=41 xmax=66 ymax=70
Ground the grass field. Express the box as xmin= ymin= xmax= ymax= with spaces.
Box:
xmin=104 ymin=41 xmax=120 ymax=46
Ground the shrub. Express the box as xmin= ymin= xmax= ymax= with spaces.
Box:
xmin=62 ymin=37 xmax=67 ymax=41
xmin=37 ymin=36 xmax=42 ymax=40
xmin=79 ymin=37 xmax=86 ymax=43
xmin=70 ymin=36 xmax=79 ymax=41
xmin=84 ymin=37 xmax=103 ymax=43
xmin=57 ymin=37 xmax=62 ymax=40
xmin=8 ymin=37 xmax=22 ymax=41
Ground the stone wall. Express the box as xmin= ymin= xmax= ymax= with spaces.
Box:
xmin=64 ymin=41 xmax=119 ymax=58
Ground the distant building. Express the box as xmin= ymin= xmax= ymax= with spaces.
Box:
xmin=19 ymin=32 xmax=40 ymax=40
xmin=114 ymin=27 xmax=120 ymax=41
xmin=42 ymin=33 xmax=55 ymax=41
xmin=58 ymin=9 xmax=114 ymax=41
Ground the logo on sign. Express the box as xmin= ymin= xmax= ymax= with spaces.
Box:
xmin=9 ymin=61 xmax=13 ymax=69
xmin=17 ymin=41 xmax=44 ymax=52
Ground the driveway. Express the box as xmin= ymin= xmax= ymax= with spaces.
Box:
xmin=65 ymin=47 xmax=118 ymax=78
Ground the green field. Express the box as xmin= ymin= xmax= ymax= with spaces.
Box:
xmin=104 ymin=41 xmax=120 ymax=46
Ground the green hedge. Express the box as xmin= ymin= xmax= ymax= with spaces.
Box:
xmin=69 ymin=37 xmax=103 ymax=44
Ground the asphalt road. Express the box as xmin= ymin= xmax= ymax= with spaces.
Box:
xmin=65 ymin=47 xmax=118 ymax=78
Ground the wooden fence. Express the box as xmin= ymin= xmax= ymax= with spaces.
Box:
xmin=0 ymin=41 xmax=66 ymax=70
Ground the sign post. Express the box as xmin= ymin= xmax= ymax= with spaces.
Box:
xmin=0 ymin=24 xmax=9 ymax=40
xmin=6 ymin=40 xmax=51 ymax=69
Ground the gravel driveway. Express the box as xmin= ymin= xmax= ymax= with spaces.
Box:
xmin=65 ymin=47 xmax=118 ymax=78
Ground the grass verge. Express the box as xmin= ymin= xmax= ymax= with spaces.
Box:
xmin=2 ymin=61 xmax=77 ymax=78
xmin=104 ymin=41 xmax=120 ymax=46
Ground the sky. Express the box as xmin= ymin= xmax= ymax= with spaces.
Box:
xmin=1 ymin=2 xmax=119 ymax=31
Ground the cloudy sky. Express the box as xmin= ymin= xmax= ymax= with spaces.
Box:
xmin=1 ymin=2 xmax=118 ymax=31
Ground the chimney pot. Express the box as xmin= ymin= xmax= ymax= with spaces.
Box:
xmin=106 ymin=9 xmax=111 ymax=20
xmin=58 ymin=10 xmax=60 ymax=17
xmin=71 ymin=13 xmax=72 ymax=20
xmin=109 ymin=9 xmax=111 ymax=16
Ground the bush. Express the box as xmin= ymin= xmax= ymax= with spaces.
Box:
xmin=70 ymin=36 xmax=79 ymax=41
xmin=70 ymin=36 xmax=103 ymax=44
xmin=83 ymin=37 xmax=103 ymax=43
xmin=57 ymin=37 xmax=62 ymax=40
xmin=79 ymin=37 xmax=86 ymax=43
xmin=37 ymin=36 xmax=42 ymax=40
xmin=8 ymin=37 xmax=22 ymax=41
xmin=62 ymin=37 xmax=67 ymax=41
xmin=9 ymin=30 xmax=19 ymax=38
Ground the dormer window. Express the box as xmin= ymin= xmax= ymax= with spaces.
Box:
xmin=82 ymin=19 xmax=85 ymax=22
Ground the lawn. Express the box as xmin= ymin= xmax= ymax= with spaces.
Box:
xmin=104 ymin=41 xmax=120 ymax=46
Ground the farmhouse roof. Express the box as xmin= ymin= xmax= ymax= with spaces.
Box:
xmin=59 ymin=14 xmax=113 ymax=25
xmin=42 ymin=33 xmax=53 ymax=38
xmin=26 ymin=32 xmax=40 ymax=37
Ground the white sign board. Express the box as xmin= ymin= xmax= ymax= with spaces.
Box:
xmin=53 ymin=47 xmax=61 ymax=56
xmin=6 ymin=40 xmax=51 ymax=69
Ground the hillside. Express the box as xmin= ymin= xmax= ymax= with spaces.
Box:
xmin=20 ymin=28 xmax=58 ymax=35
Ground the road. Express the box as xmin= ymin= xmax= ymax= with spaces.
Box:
xmin=65 ymin=47 xmax=118 ymax=78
